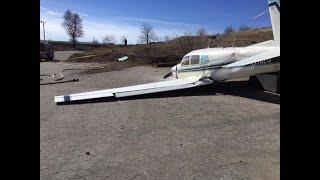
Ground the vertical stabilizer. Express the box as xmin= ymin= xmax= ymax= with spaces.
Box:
xmin=268 ymin=0 xmax=280 ymax=45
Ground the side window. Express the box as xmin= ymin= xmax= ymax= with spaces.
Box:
xmin=190 ymin=55 xmax=200 ymax=65
xmin=200 ymin=55 xmax=209 ymax=64
xmin=181 ymin=56 xmax=190 ymax=66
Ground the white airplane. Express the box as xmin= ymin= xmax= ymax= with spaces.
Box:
xmin=55 ymin=0 xmax=280 ymax=104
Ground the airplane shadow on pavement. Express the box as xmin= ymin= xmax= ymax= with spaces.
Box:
xmin=58 ymin=80 xmax=279 ymax=105
xmin=121 ymin=81 xmax=280 ymax=105
xmin=212 ymin=81 xmax=280 ymax=104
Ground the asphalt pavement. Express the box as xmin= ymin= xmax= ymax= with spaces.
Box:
xmin=40 ymin=61 xmax=280 ymax=180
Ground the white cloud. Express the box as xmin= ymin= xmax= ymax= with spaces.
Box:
xmin=40 ymin=11 xmax=141 ymax=44
xmin=40 ymin=8 xmax=214 ymax=44
xmin=81 ymin=20 xmax=141 ymax=44
xmin=117 ymin=16 xmax=200 ymax=27
xmin=40 ymin=14 xmax=67 ymax=41
xmin=79 ymin=13 xmax=89 ymax=17
xmin=40 ymin=6 xmax=62 ymax=17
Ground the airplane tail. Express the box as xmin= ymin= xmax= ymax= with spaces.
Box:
xmin=268 ymin=0 xmax=280 ymax=45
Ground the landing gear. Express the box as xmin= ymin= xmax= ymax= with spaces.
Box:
xmin=199 ymin=76 xmax=214 ymax=82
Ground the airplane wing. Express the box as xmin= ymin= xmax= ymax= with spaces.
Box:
xmin=54 ymin=77 xmax=213 ymax=104
xmin=223 ymin=47 xmax=280 ymax=68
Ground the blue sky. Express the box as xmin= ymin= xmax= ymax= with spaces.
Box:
xmin=40 ymin=0 xmax=271 ymax=44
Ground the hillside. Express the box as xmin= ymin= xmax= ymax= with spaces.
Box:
xmin=65 ymin=28 xmax=273 ymax=67
xmin=48 ymin=40 xmax=107 ymax=51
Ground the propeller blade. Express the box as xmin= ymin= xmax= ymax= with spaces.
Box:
xmin=163 ymin=71 xmax=173 ymax=79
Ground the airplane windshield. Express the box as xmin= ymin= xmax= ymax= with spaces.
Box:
xmin=190 ymin=55 xmax=200 ymax=65
xmin=181 ymin=56 xmax=190 ymax=66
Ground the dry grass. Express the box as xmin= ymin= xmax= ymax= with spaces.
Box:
xmin=66 ymin=28 xmax=273 ymax=67
xmin=48 ymin=41 xmax=108 ymax=51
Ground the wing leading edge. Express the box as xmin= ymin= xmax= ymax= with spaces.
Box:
xmin=54 ymin=77 xmax=213 ymax=104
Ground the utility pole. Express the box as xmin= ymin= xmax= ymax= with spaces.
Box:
xmin=40 ymin=20 xmax=46 ymax=42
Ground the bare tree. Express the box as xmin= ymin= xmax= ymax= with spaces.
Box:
xmin=164 ymin=35 xmax=171 ymax=42
xmin=92 ymin=37 xmax=99 ymax=45
xmin=139 ymin=23 xmax=157 ymax=45
xmin=239 ymin=24 xmax=251 ymax=32
xmin=224 ymin=25 xmax=235 ymax=35
xmin=196 ymin=27 xmax=207 ymax=48
xmin=196 ymin=27 xmax=207 ymax=36
xmin=62 ymin=10 xmax=84 ymax=48
xmin=174 ymin=32 xmax=196 ymax=51
xmin=102 ymin=34 xmax=115 ymax=44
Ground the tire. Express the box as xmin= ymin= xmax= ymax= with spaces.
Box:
xmin=47 ymin=54 xmax=54 ymax=61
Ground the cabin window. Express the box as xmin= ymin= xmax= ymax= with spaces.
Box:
xmin=190 ymin=55 xmax=200 ymax=65
xmin=181 ymin=56 xmax=190 ymax=66
xmin=200 ymin=55 xmax=209 ymax=64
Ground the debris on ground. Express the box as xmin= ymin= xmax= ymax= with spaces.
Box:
xmin=118 ymin=56 xmax=128 ymax=62
xmin=40 ymin=79 xmax=79 ymax=85
xmin=40 ymin=66 xmax=104 ymax=85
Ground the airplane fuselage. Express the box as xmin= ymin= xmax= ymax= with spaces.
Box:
xmin=171 ymin=46 xmax=280 ymax=81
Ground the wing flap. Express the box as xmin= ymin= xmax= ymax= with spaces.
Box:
xmin=224 ymin=48 xmax=280 ymax=68
xmin=54 ymin=78 xmax=212 ymax=104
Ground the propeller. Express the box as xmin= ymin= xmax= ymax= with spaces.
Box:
xmin=163 ymin=71 xmax=173 ymax=79
xmin=163 ymin=65 xmax=178 ymax=79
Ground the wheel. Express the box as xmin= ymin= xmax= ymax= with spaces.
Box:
xmin=47 ymin=54 xmax=54 ymax=61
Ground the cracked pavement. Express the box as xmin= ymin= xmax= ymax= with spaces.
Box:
xmin=40 ymin=62 xmax=279 ymax=180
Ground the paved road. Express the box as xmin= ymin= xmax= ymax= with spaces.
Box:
xmin=40 ymin=62 xmax=280 ymax=180
xmin=54 ymin=51 xmax=84 ymax=61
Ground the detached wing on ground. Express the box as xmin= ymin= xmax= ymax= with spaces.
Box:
xmin=223 ymin=47 xmax=280 ymax=68
xmin=55 ymin=77 xmax=213 ymax=104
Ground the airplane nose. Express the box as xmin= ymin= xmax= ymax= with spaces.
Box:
xmin=163 ymin=65 xmax=177 ymax=79
xmin=171 ymin=65 xmax=178 ymax=79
